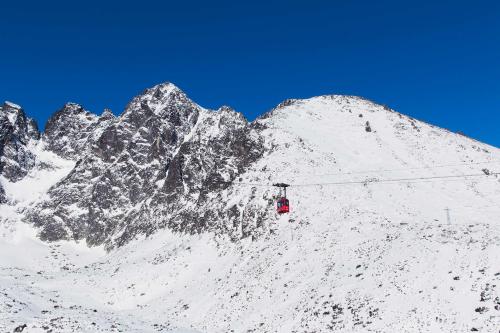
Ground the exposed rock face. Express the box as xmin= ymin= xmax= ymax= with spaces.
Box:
xmin=0 ymin=102 xmax=40 ymax=202
xmin=0 ymin=182 xmax=5 ymax=204
xmin=24 ymin=83 xmax=265 ymax=248
xmin=112 ymin=105 xmax=265 ymax=246
xmin=44 ymin=103 xmax=100 ymax=159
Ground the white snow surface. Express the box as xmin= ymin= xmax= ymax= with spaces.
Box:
xmin=3 ymin=101 xmax=22 ymax=125
xmin=1 ymin=95 xmax=500 ymax=332
xmin=0 ymin=141 xmax=75 ymax=207
xmin=5 ymin=101 xmax=22 ymax=109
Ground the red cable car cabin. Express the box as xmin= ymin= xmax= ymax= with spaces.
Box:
xmin=277 ymin=197 xmax=290 ymax=214
xmin=273 ymin=183 xmax=291 ymax=214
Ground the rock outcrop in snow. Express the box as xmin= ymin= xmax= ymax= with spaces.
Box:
xmin=44 ymin=102 xmax=100 ymax=159
xmin=0 ymin=102 xmax=40 ymax=202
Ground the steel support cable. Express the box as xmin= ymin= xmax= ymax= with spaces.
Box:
xmin=279 ymin=160 xmax=500 ymax=178
xmin=228 ymin=172 xmax=499 ymax=188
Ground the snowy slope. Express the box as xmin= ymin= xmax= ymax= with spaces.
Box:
xmin=1 ymin=87 xmax=499 ymax=332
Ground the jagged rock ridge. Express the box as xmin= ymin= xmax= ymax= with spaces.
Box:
xmin=20 ymin=83 xmax=265 ymax=248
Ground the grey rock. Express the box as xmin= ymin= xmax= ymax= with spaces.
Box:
xmin=24 ymin=83 xmax=266 ymax=249
xmin=0 ymin=101 xmax=40 ymax=186
xmin=44 ymin=102 xmax=100 ymax=159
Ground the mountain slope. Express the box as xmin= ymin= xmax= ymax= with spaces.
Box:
xmin=0 ymin=84 xmax=499 ymax=332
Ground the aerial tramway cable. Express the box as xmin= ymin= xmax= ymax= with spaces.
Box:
xmin=293 ymin=160 xmax=500 ymax=178
xmin=227 ymin=171 xmax=499 ymax=188
xmin=245 ymin=160 xmax=500 ymax=180
xmin=221 ymin=167 xmax=499 ymax=215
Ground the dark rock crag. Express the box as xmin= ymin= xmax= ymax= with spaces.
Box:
xmin=23 ymin=83 xmax=266 ymax=248
xmin=0 ymin=102 xmax=40 ymax=202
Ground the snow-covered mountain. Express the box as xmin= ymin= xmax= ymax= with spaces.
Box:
xmin=0 ymin=83 xmax=499 ymax=332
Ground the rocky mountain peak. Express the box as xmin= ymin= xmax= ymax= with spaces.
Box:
xmin=216 ymin=105 xmax=245 ymax=118
xmin=122 ymin=82 xmax=199 ymax=126
xmin=2 ymin=101 xmax=22 ymax=125
xmin=126 ymin=82 xmax=189 ymax=110
xmin=217 ymin=105 xmax=235 ymax=113
xmin=62 ymin=102 xmax=85 ymax=112
xmin=149 ymin=81 xmax=182 ymax=96
xmin=1 ymin=101 xmax=39 ymax=139
xmin=0 ymin=101 xmax=40 ymax=189
xmin=99 ymin=108 xmax=115 ymax=121
xmin=212 ymin=105 xmax=247 ymax=129
xmin=43 ymin=103 xmax=100 ymax=159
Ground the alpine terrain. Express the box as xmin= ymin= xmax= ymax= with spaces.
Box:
xmin=0 ymin=83 xmax=499 ymax=332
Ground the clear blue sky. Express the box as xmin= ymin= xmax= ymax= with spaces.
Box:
xmin=1 ymin=0 xmax=499 ymax=146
